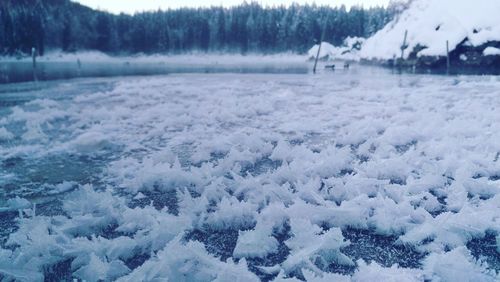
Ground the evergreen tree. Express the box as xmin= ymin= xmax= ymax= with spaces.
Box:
xmin=0 ymin=0 xmax=400 ymax=56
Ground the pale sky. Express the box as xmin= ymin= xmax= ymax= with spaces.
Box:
xmin=74 ymin=0 xmax=392 ymax=14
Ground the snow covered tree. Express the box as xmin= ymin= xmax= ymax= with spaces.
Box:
xmin=0 ymin=0 xmax=399 ymax=55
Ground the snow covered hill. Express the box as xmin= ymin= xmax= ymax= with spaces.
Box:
xmin=360 ymin=0 xmax=500 ymax=60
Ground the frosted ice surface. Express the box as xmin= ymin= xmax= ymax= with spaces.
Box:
xmin=0 ymin=70 xmax=499 ymax=281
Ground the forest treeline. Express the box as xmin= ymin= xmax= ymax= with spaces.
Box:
xmin=0 ymin=0 xmax=405 ymax=56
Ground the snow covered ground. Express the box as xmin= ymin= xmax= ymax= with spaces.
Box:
xmin=360 ymin=0 xmax=500 ymax=60
xmin=303 ymin=0 xmax=500 ymax=66
xmin=307 ymin=38 xmax=365 ymax=61
xmin=0 ymin=67 xmax=499 ymax=281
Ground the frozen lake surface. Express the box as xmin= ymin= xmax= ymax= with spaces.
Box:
xmin=0 ymin=56 xmax=309 ymax=84
xmin=0 ymin=65 xmax=499 ymax=281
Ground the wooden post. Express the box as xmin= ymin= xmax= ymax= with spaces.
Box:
xmin=31 ymin=47 xmax=37 ymax=69
xmin=31 ymin=47 xmax=38 ymax=81
xmin=76 ymin=58 xmax=82 ymax=77
xmin=313 ymin=43 xmax=322 ymax=74
xmin=446 ymin=40 xmax=450 ymax=75
xmin=313 ymin=19 xmax=327 ymax=74
xmin=400 ymin=30 xmax=408 ymax=61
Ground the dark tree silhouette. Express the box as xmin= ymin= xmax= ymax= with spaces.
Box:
xmin=0 ymin=0 xmax=398 ymax=56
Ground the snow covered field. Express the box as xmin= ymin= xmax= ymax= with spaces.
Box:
xmin=0 ymin=67 xmax=499 ymax=281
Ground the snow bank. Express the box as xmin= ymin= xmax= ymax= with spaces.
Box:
xmin=361 ymin=0 xmax=500 ymax=60
xmin=483 ymin=47 xmax=500 ymax=56
xmin=308 ymin=37 xmax=365 ymax=61
xmin=0 ymin=50 xmax=307 ymax=65
xmin=308 ymin=42 xmax=336 ymax=60
xmin=0 ymin=50 xmax=113 ymax=63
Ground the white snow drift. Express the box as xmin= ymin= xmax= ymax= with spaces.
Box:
xmin=308 ymin=37 xmax=365 ymax=61
xmin=360 ymin=0 xmax=500 ymax=60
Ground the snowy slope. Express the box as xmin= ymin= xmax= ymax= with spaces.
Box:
xmin=360 ymin=0 xmax=500 ymax=60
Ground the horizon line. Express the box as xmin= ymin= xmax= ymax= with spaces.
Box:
xmin=72 ymin=0 xmax=390 ymax=15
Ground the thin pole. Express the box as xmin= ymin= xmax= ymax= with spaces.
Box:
xmin=32 ymin=47 xmax=37 ymax=81
xmin=399 ymin=30 xmax=408 ymax=71
xmin=400 ymin=30 xmax=408 ymax=63
xmin=398 ymin=30 xmax=408 ymax=71
xmin=392 ymin=54 xmax=396 ymax=73
xmin=446 ymin=40 xmax=450 ymax=75
xmin=313 ymin=19 xmax=327 ymax=74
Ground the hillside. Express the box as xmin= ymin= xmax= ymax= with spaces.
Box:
xmin=359 ymin=0 xmax=500 ymax=69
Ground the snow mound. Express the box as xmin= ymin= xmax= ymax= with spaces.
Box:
xmin=308 ymin=42 xmax=336 ymax=60
xmin=308 ymin=37 xmax=365 ymax=61
xmin=483 ymin=47 xmax=500 ymax=56
xmin=361 ymin=0 xmax=500 ymax=60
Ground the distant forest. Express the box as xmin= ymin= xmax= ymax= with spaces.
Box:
xmin=0 ymin=0 xmax=404 ymax=56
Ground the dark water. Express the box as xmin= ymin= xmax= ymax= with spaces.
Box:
xmin=0 ymin=61 xmax=309 ymax=84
